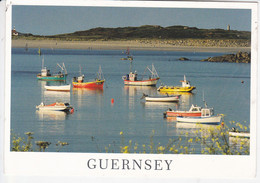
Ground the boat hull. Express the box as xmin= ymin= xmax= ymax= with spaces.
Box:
xmin=229 ymin=131 xmax=250 ymax=138
xmin=145 ymin=96 xmax=179 ymax=102
xmin=176 ymin=115 xmax=222 ymax=124
xmin=167 ymin=111 xmax=201 ymax=117
xmin=72 ymin=80 xmax=105 ymax=88
xmin=124 ymin=78 xmax=159 ymax=86
xmin=36 ymin=102 xmax=73 ymax=112
xmin=158 ymin=86 xmax=196 ymax=92
xmin=44 ymin=85 xmax=71 ymax=92
xmin=37 ymin=75 xmax=67 ymax=81
xmin=37 ymin=106 xmax=69 ymax=111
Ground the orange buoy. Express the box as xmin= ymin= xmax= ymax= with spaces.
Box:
xmin=111 ymin=98 xmax=114 ymax=104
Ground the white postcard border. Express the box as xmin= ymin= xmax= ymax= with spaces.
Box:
xmin=1 ymin=0 xmax=259 ymax=181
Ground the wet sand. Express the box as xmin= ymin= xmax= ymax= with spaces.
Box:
xmin=12 ymin=39 xmax=251 ymax=53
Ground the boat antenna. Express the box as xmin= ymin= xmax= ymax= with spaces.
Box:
xmin=130 ymin=60 xmax=133 ymax=73
xmin=203 ymin=91 xmax=208 ymax=108
xmin=79 ymin=65 xmax=82 ymax=76
xmin=41 ymin=56 xmax=44 ymax=69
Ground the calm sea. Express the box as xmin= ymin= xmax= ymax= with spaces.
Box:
xmin=11 ymin=48 xmax=250 ymax=153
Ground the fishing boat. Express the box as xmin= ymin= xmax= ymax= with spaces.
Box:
xmin=229 ymin=127 xmax=250 ymax=138
xmin=120 ymin=47 xmax=133 ymax=60
xmin=36 ymin=102 xmax=74 ymax=112
xmin=44 ymin=84 xmax=71 ymax=92
xmin=37 ymin=57 xmax=67 ymax=81
xmin=72 ymin=65 xmax=105 ymax=89
xmin=176 ymin=96 xmax=222 ymax=124
xmin=122 ymin=63 xmax=160 ymax=86
xmin=141 ymin=93 xmax=180 ymax=102
xmin=164 ymin=104 xmax=202 ymax=117
xmin=157 ymin=75 xmax=196 ymax=92
xmin=176 ymin=107 xmax=222 ymax=124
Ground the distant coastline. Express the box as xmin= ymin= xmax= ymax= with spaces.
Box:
xmin=12 ymin=39 xmax=251 ymax=53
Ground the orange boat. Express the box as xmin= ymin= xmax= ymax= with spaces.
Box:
xmin=164 ymin=104 xmax=202 ymax=117
xmin=72 ymin=66 xmax=105 ymax=89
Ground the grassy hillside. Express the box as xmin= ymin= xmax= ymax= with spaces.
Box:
xmin=14 ymin=25 xmax=250 ymax=41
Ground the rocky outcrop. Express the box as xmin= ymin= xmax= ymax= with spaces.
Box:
xmin=179 ymin=57 xmax=190 ymax=61
xmin=201 ymin=51 xmax=250 ymax=63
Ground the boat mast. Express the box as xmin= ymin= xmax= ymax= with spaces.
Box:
xmin=79 ymin=65 xmax=82 ymax=76
xmin=97 ymin=65 xmax=104 ymax=80
xmin=41 ymin=56 xmax=44 ymax=69
xmin=146 ymin=64 xmax=159 ymax=78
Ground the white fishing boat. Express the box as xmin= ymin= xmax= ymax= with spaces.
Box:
xmin=176 ymin=114 xmax=222 ymax=124
xmin=229 ymin=127 xmax=250 ymax=138
xmin=36 ymin=102 xmax=74 ymax=112
xmin=176 ymin=97 xmax=222 ymax=124
xmin=44 ymin=84 xmax=71 ymax=92
xmin=122 ymin=61 xmax=160 ymax=86
xmin=141 ymin=93 xmax=180 ymax=102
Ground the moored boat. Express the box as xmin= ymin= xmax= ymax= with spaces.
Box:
xmin=72 ymin=65 xmax=105 ymax=89
xmin=229 ymin=127 xmax=250 ymax=138
xmin=122 ymin=64 xmax=160 ymax=86
xmin=44 ymin=84 xmax=71 ymax=92
xmin=36 ymin=102 xmax=74 ymax=112
xmin=37 ymin=58 xmax=67 ymax=81
xmin=176 ymin=107 xmax=222 ymax=124
xmin=157 ymin=75 xmax=195 ymax=92
xmin=164 ymin=104 xmax=202 ymax=117
xmin=120 ymin=47 xmax=133 ymax=60
xmin=141 ymin=93 xmax=180 ymax=102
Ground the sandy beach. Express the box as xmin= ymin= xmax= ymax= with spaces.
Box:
xmin=12 ymin=39 xmax=251 ymax=53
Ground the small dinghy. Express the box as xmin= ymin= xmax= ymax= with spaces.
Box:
xmin=141 ymin=93 xmax=180 ymax=102
xmin=229 ymin=127 xmax=250 ymax=138
xmin=36 ymin=102 xmax=74 ymax=112
xmin=44 ymin=84 xmax=71 ymax=92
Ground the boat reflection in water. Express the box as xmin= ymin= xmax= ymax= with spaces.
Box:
xmin=43 ymin=90 xmax=70 ymax=104
xmin=124 ymin=85 xmax=157 ymax=96
xmin=72 ymin=87 xmax=104 ymax=96
xmin=124 ymin=85 xmax=157 ymax=109
xmin=174 ymin=122 xmax=221 ymax=137
xmin=36 ymin=110 xmax=69 ymax=121
xmin=72 ymin=88 xmax=103 ymax=108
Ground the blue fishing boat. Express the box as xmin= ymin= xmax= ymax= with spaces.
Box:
xmin=37 ymin=57 xmax=67 ymax=81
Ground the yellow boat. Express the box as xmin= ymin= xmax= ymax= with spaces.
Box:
xmin=157 ymin=75 xmax=196 ymax=93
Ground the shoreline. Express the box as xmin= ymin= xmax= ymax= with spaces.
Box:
xmin=12 ymin=39 xmax=251 ymax=53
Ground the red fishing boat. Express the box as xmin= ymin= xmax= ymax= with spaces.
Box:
xmin=72 ymin=66 xmax=105 ymax=89
xmin=122 ymin=63 xmax=160 ymax=86
xmin=164 ymin=104 xmax=202 ymax=117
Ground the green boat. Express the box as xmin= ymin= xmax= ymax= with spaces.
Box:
xmin=37 ymin=58 xmax=67 ymax=81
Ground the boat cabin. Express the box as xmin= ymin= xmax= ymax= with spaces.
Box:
xmin=201 ymin=108 xmax=214 ymax=117
xmin=181 ymin=79 xmax=191 ymax=87
xmin=41 ymin=67 xmax=51 ymax=77
xmin=73 ymin=75 xmax=84 ymax=83
xmin=188 ymin=104 xmax=201 ymax=112
xmin=128 ymin=72 xmax=137 ymax=81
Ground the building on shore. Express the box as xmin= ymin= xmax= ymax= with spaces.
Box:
xmin=12 ymin=27 xmax=18 ymax=36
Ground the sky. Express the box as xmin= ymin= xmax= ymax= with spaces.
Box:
xmin=12 ymin=5 xmax=251 ymax=35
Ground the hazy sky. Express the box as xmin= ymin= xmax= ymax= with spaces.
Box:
xmin=12 ymin=5 xmax=251 ymax=35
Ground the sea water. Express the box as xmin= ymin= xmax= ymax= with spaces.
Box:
xmin=10 ymin=48 xmax=250 ymax=153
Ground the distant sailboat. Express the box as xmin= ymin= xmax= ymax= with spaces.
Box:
xmin=120 ymin=47 xmax=133 ymax=60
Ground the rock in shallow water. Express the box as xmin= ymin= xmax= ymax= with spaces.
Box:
xmin=201 ymin=51 xmax=250 ymax=63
